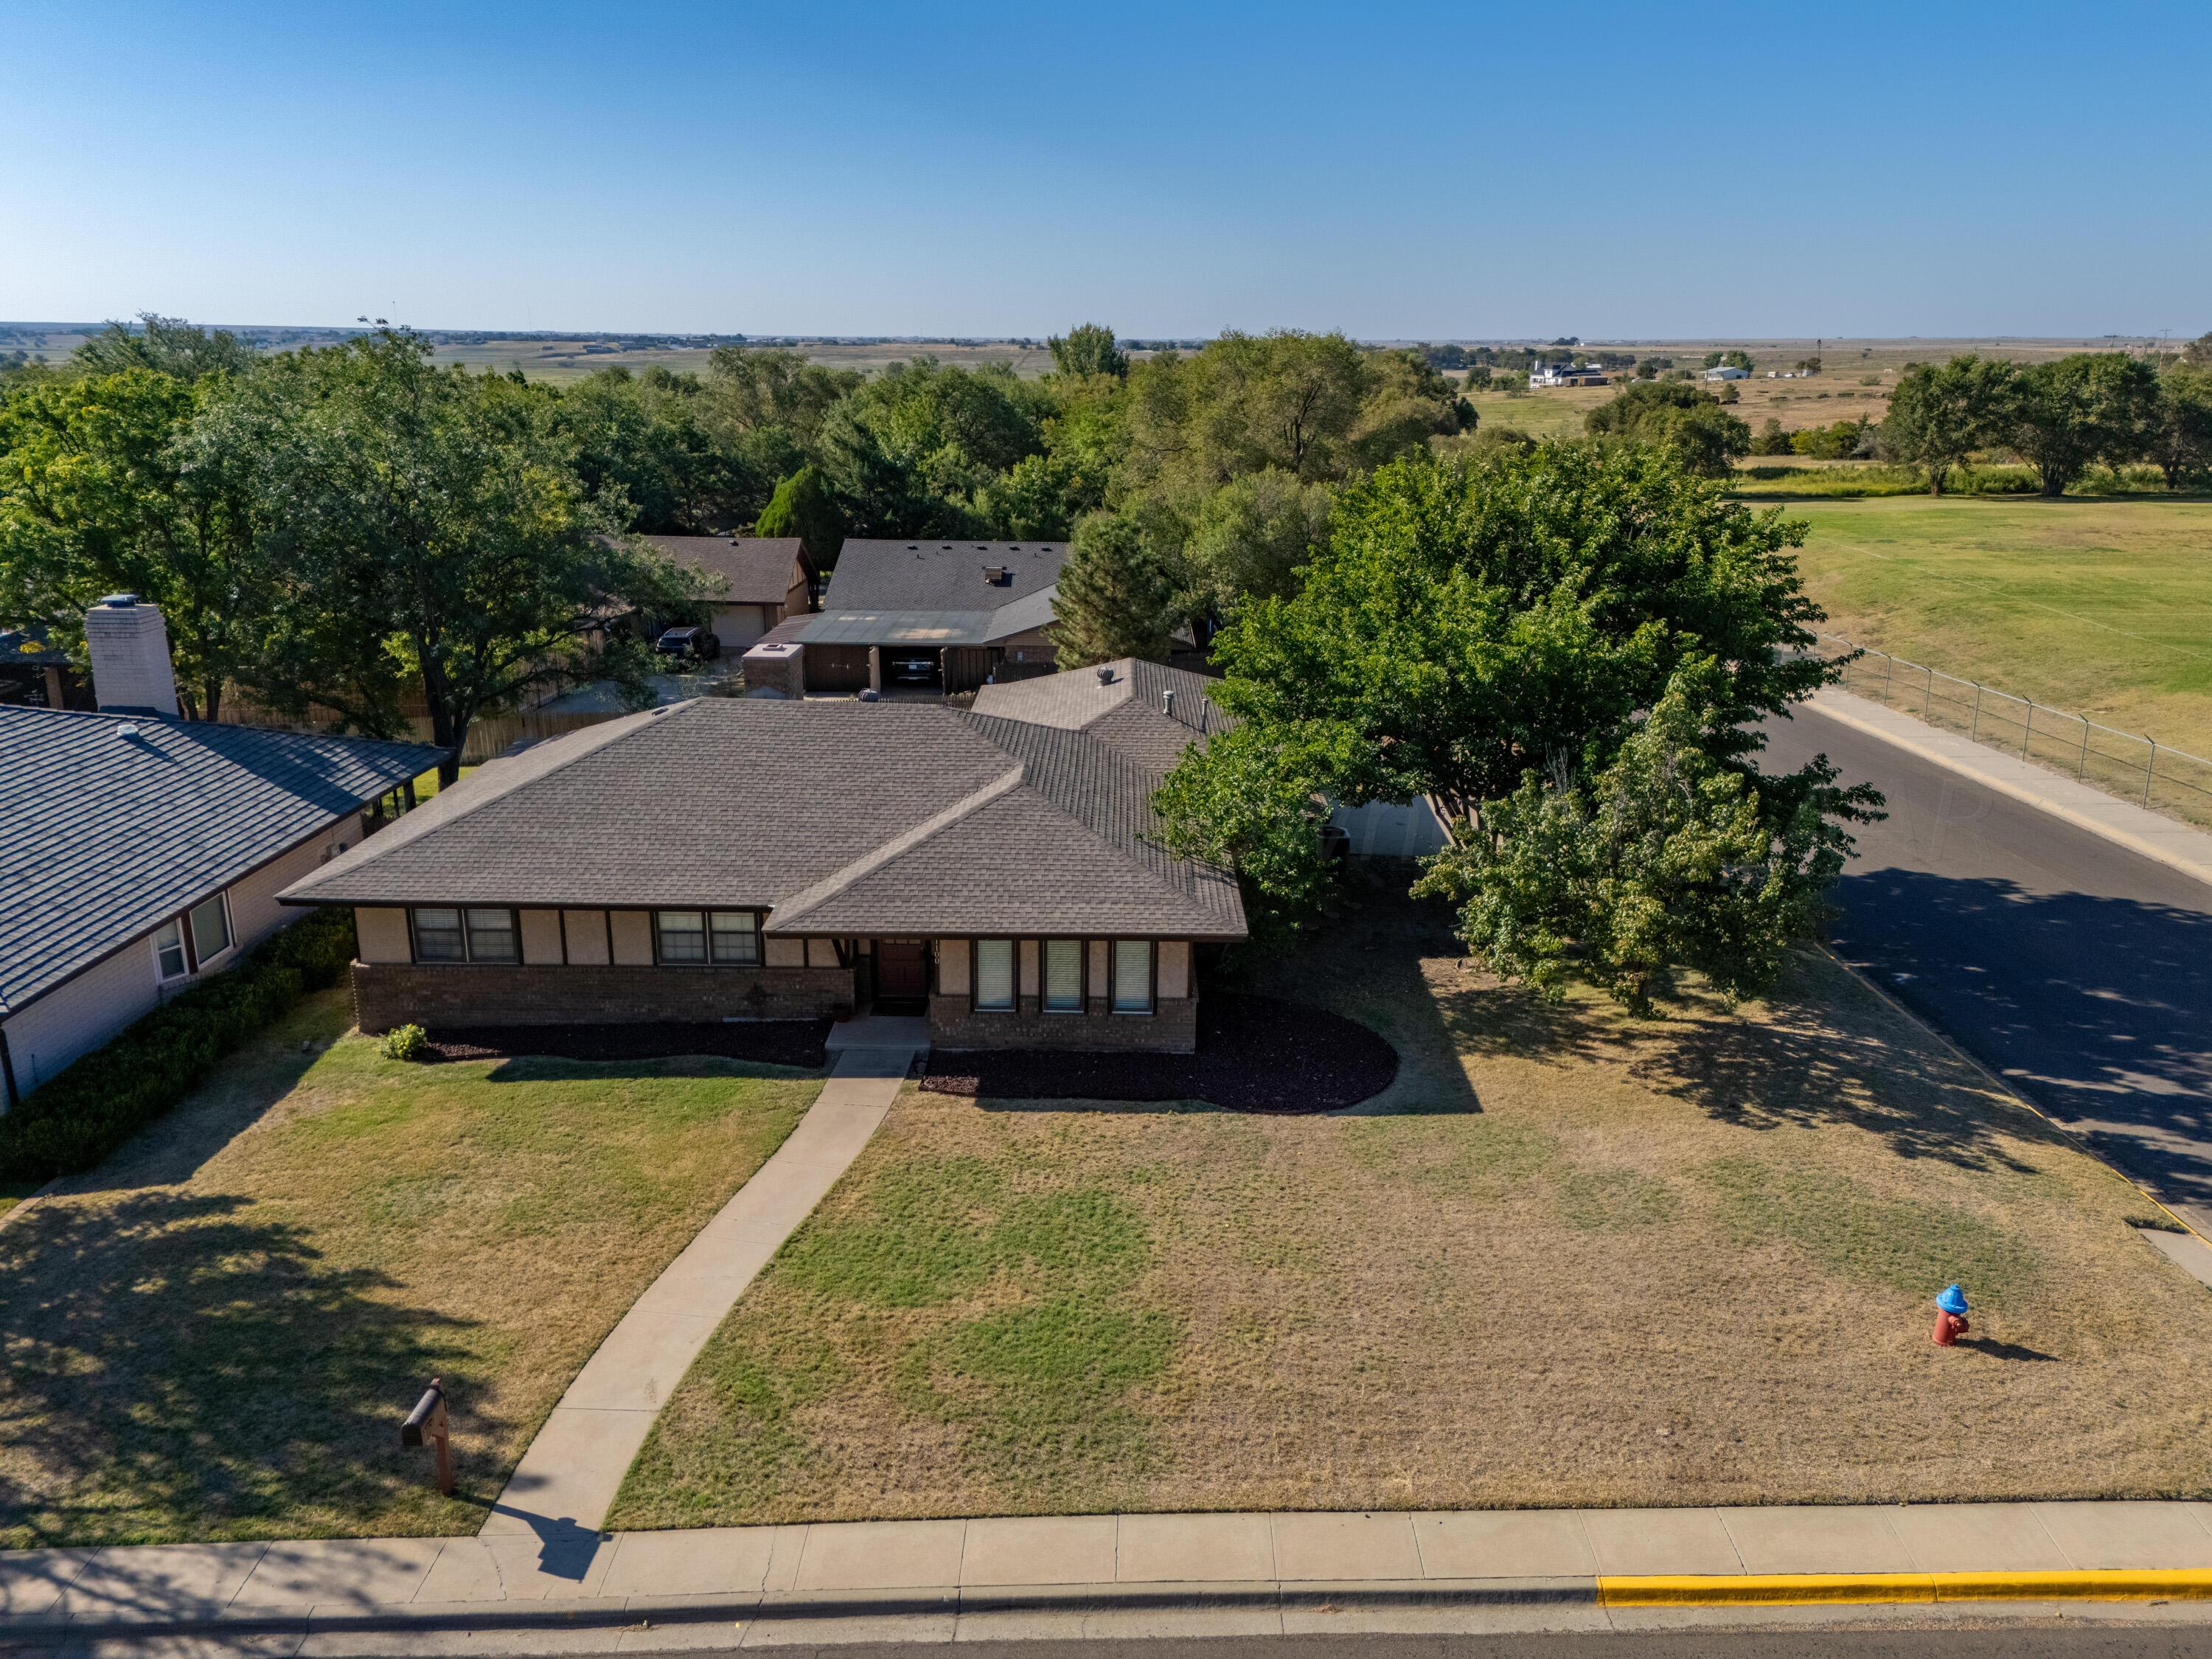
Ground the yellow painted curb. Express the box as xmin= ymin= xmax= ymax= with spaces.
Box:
xmin=1599 ymin=1569 xmax=2212 ymax=1607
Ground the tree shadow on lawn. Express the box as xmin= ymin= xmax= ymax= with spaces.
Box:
xmin=0 ymin=1189 xmax=490 ymax=1551
xmin=1341 ymin=869 xmax=2059 ymax=1169
xmin=61 ymin=1011 xmax=335 ymax=1197
xmin=1621 ymin=953 xmax=2068 ymax=1173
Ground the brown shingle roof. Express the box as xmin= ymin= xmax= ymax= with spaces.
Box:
xmin=279 ymin=698 xmax=1245 ymax=941
xmin=644 ymin=536 xmax=810 ymax=605
xmin=972 ymin=658 xmax=1231 ymax=772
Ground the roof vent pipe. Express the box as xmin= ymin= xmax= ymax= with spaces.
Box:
xmin=1096 ymin=665 xmax=1114 ymax=685
xmin=1163 ymin=689 xmax=1176 ymax=720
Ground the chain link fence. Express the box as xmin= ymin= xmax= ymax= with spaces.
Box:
xmin=1818 ymin=634 xmax=2212 ymax=832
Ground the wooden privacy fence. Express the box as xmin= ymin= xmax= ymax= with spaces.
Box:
xmin=1819 ymin=634 xmax=2212 ymax=832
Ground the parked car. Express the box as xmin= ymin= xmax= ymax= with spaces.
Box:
xmin=655 ymin=626 xmax=720 ymax=662
xmin=885 ymin=653 xmax=939 ymax=685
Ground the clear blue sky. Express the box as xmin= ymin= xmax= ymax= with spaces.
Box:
xmin=4 ymin=1 xmax=2205 ymax=340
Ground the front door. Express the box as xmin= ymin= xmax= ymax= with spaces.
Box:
xmin=874 ymin=939 xmax=928 ymax=1011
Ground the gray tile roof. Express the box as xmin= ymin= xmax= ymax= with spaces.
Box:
xmin=0 ymin=708 xmax=443 ymax=1015
xmin=972 ymin=658 xmax=1232 ymax=773
xmin=280 ymin=698 xmax=1245 ymax=942
xmin=643 ymin=536 xmax=810 ymax=605
xmin=819 ymin=539 xmax=1067 ymax=613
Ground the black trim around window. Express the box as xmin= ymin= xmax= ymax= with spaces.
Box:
xmin=1109 ymin=938 xmax=1156 ymax=1015
xmin=653 ymin=908 xmax=765 ymax=966
xmin=407 ymin=905 xmax=521 ymax=964
xmin=970 ymin=936 xmax=1016 ymax=1012
xmin=1042 ymin=937 xmax=1085 ymax=1012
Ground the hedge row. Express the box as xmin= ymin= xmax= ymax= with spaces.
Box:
xmin=0 ymin=906 xmax=358 ymax=1182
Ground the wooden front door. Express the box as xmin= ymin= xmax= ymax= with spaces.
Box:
xmin=874 ymin=939 xmax=928 ymax=1008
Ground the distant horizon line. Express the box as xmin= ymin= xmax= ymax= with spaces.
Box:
xmin=1 ymin=321 xmax=2186 ymax=351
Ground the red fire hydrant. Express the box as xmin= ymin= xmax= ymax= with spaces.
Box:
xmin=1932 ymin=1283 xmax=1970 ymax=1346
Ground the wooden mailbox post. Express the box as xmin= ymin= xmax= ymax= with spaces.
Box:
xmin=400 ymin=1377 xmax=453 ymax=1495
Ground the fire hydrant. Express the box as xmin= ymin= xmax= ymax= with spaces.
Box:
xmin=1932 ymin=1284 xmax=1970 ymax=1346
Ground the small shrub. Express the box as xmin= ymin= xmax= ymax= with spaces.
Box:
xmin=0 ymin=907 xmax=358 ymax=1181
xmin=382 ymin=1023 xmax=430 ymax=1062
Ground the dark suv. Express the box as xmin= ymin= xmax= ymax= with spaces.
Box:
xmin=655 ymin=626 xmax=720 ymax=662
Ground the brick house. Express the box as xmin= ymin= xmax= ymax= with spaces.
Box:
xmin=766 ymin=539 xmax=1067 ymax=696
xmin=281 ymin=682 xmax=1246 ymax=1054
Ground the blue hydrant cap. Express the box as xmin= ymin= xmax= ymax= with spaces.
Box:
xmin=1936 ymin=1284 xmax=1969 ymax=1315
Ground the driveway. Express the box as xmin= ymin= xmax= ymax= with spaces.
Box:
xmin=1761 ymin=703 xmax=2212 ymax=1235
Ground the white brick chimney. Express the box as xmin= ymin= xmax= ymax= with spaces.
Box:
xmin=83 ymin=594 xmax=181 ymax=717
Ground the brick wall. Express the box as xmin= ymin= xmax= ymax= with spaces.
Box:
xmin=927 ymin=993 xmax=1199 ymax=1054
xmin=354 ymin=961 xmax=855 ymax=1032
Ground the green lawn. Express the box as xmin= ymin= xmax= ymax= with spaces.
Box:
xmin=610 ymin=877 xmax=2212 ymax=1527
xmin=1789 ymin=495 xmax=2212 ymax=763
xmin=0 ymin=992 xmax=821 ymax=1548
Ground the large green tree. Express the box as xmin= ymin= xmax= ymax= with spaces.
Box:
xmin=1413 ymin=658 xmax=1875 ymax=1010
xmin=1159 ymin=445 xmax=1871 ymax=977
xmin=1051 ymin=510 xmax=1183 ymax=667
xmin=1122 ymin=331 xmax=1456 ymax=496
xmin=1180 ymin=468 xmax=1332 ymax=625
xmin=754 ymin=463 xmax=846 ymax=567
xmin=814 ymin=356 xmax=1052 ymax=536
xmin=1880 ymin=355 xmax=2015 ymax=493
xmin=2150 ymin=366 xmax=2212 ymax=490
xmin=1585 ymin=380 xmax=1750 ymax=476
xmin=0 ymin=368 xmax=268 ymax=720
xmin=222 ymin=332 xmax=689 ymax=780
xmin=555 ymin=364 xmax=758 ymax=532
xmin=73 ymin=314 xmax=258 ymax=383
xmin=1047 ymin=322 xmax=1128 ymax=380
xmin=2006 ymin=352 xmax=2161 ymax=495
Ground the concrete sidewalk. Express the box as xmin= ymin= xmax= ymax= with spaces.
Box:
xmin=479 ymin=1047 xmax=912 ymax=1544
xmin=1809 ymin=686 xmax=2212 ymax=889
xmin=9 ymin=1501 xmax=2212 ymax=1646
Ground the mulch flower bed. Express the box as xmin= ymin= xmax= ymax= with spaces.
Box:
xmin=422 ymin=1020 xmax=831 ymax=1070
xmin=922 ymin=992 xmax=1397 ymax=1114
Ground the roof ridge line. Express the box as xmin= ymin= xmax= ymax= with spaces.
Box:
xmin=290 ymin=701 xmax=680 ymax=891
xmin=765 ymin=764 xmax=1026 ymax=931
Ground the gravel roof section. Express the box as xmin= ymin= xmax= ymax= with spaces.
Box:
xmin=0 ymin=707 xmax=442 ymax=1015
xmin=972 ymin=657 xmax=1233 ymax=772
xmin=819 ymin=539 xmax=1067 ymax=613
xmin=280 ymin=699 xmax=1246 ymax=941
xmin=642 ymin=536 xmax=809 ymax=604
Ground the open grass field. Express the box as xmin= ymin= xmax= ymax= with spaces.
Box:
xmin=1790 ymin=495 xmax=2212 ymax=761
xmin=610 ymin=875 xmax=2212 ymax=1529
xmin=1466 ymin=371 xmax=1896 ymax=445
xmin=0 ymin=992 xmax=821 ymax=1548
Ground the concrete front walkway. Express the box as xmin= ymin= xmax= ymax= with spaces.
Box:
xmin=1811 ymin=685 xmax=2212 ymax=888
xmin=9 ymin=1502 xmax=2212 ymax=1646
xmin=479 ymin=1046 xmax=914 ymax=1543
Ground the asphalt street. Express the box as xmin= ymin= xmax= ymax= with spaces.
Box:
xmin=487 ymin=1627 xmax=2212 ymax=1659
xmin=1761 ymin=703 xmax=2212 ymax=1233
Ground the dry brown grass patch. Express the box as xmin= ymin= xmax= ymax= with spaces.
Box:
xmin=614 ymin=877 xmax=2212 ymax=1527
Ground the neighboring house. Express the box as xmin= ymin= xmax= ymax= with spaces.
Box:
xmin=1528 ymin=364 xmax=1610 ymax=388
xmin=972 ymin=656 xmax=1228 ymax=773
xmin=975 ymin=657 xmax=1449 ymax=856
xmin=279 ymin=695 xmax=1247 ymax=1054
xmin=1704 ymin=365 xmax=1751 ymax=381
xmin=644 ymin=535 xmax=815 ymax=650
xmin=0 ymin=598 xmax=441 ymax=1106
xmin=771 ymin=538 xmax=1068 ymax=695
xmin=0 ymin=625 xmax=86 ymax=711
